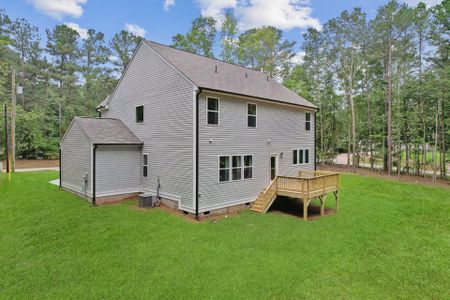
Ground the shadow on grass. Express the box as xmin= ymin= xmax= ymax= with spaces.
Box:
xmin=268 ymin=196 xmax=336 ymax=220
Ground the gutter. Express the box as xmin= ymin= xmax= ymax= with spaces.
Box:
xmin=92 ymin=144 xmax=97 ymax=206
xmin=195 ymin=88 xmax=202 ymax=220
xmin=200 ymin=88 xmax=318 ymax=112
xmin=314 ymin=112 xmax=317 ymax=171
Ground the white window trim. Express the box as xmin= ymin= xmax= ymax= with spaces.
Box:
xmin=293 ymin=149 xmax=310 ymax=165
xmin=136 ymin=105 xmax=144 ymax=124
xmin=243 ymin=154 xmax=254 ymax=180
xmin=218 ymin=155 xmax=230 ymax=183
xmin=231 ymin=155 xmax=243 ymax=181
xmin=218 ymin=154 xmax=254 ymax=183
xmin=305 ymin=112 xmax=311 ymax=131
xmin=206 ymin=96 xmax=220 ymax=126
xmin=142 ymin=153 xmax=148 ymax=177
xmin=246 ymin=102 xmax=257 ymax=128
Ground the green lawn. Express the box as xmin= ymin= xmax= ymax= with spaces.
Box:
xmin=1 ymin=172 xmax=449 ymax=299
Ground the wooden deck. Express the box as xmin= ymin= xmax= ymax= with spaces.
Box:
xmin=251 ymin=170 xmax=340 ymax=220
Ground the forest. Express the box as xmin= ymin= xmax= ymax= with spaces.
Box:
xmin=0 ymin=0 xmax=448 ymax=180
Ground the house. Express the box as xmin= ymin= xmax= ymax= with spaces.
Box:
xmin=60 ymin=40 xmax=318 ymax=217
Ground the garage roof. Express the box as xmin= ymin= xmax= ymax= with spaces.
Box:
xmin=74 ymin=117 xmax=142 ymax=145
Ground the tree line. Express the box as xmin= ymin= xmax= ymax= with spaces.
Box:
xmin=284 ymin=0 xmax=448 ymax=180
xmin=0 ymin=1 xmax=448 ymax=181
xmin=0 ymin=10 xmax=142 ymax=158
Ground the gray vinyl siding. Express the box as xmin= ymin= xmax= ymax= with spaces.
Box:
xmin=61 ymin=122 xmax=92 ymax=196
xmin=96 ymin=145 xmax=141 ymax=197
xmin=198 ymin=92 xmax=315 ymax=212
xmin=102 ymin=43 xmax=195 ymax=209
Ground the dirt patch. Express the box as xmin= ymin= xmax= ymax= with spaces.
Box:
xmin=1 ymin=159 xmax=59 ymax=170
xmin=129 ymin=200 xmax=242 ymax=223
xmin=269 ymin=196 xmax=336 ymax=220
xmin=319 ymin=165 xmax=450 ymax=189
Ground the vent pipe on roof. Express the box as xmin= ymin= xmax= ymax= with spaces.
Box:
xmin=214 ymin=65 xmax=218 ymax=73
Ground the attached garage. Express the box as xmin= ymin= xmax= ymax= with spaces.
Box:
xmin=60 ymin=117 xmax=142 ymax=204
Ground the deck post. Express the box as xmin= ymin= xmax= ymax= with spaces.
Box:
xmin=319 ymin=196 xmax=324 ymax=216
xmin=334 ymin=191 xmax=339 ymax=213
xmin=303 ymin=198 xmax=309 ymax=221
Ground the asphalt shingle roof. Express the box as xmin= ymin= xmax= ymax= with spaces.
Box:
xmin=144 ymin=40 xmax=316 ymax=109
xmin=74 ymin=117 xmax=142 ymax=145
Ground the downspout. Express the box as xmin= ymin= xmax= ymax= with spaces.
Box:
xmin=59 ymin=145 xmax=62 ymax=188
xmin=195 ymin=88 xmax=202 ymax=220
xmin=92 ymin=144 xmax=97 ymax=206
xmin=314 ymin=111 xmax=317 ymax=171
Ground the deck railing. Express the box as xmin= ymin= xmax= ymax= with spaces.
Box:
xmin=251 ymin=170 xmax=340 ymax=220
xmin=276 ymin=170 xmax=339 ymax=196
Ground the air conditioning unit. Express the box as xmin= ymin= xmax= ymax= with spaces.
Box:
xmin=138 ymin=194 xmax=154 ymax=208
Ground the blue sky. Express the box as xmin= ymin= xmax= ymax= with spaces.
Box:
xmin=2 ymin=0 xmax=442 ymax=56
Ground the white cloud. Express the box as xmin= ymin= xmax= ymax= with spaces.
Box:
xmin=164 ymin=0 xmax=175 ymax=11
xmin=27 ymin=0 xmax=87 ymax=20
xmin=65 ymin=22 xmax=88 ymax=39
xmin=124 ymin=23 xmax=146 ymax=37
xmin=196 ymin=0 xmax=238 ymax=21
xmin=290 ymin=50 xmax=305 ymax=64
xmin=196 ymin=0 xmax=321 ymax=31
xmin=403 ymin=0 xmax=442 ymax=6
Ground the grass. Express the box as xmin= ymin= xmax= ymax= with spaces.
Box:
xmin=1 ymin=171 xmax=449 ymax=299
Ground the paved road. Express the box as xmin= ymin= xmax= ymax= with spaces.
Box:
xmin=12 ymin=167 xmax=59 ymax=172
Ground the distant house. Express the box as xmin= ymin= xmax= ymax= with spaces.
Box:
xmin=60 ymin=40 xmax=317 ymax=217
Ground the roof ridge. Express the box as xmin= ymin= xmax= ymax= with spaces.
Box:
xmin=77 ymin=116 xmax=119 ymax=120
xmin=145 ymin=40 xmax=269 ymax=76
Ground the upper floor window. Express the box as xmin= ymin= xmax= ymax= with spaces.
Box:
xmin=305 ymin=112 xmax=311 ymax=131
xmin=247 ymin=103 xmax=257 ymax=128
xmin=207 ymin=97 xmax=219 ymax=125
xmin=136 ymin=106 xmax=144 ymax=123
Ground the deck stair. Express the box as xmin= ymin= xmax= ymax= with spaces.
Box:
xmin=250 ymin=179 xmax=278 ymax=213
xmin=250 ymin=170 xmax=340 ymax=220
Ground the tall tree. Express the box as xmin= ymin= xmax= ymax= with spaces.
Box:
xmin=172 ymin=16 xmax=217 ymax=57
xmin=220 ymin=10 xmax=238 ymax=63
xmin=109 ymin=30 xmax=141 ymax=73
xmin=326 ymin=8 xmax=367 ymax=172
xmin=81 ymin=29 xmax=111 ymax=112
xmin=428 ymin=0 xmax=449 ymax=179
xmin=236 ymin=26 xmax=295 ymax=79
xmin=46 ymin=24 xmax=80 ymax=138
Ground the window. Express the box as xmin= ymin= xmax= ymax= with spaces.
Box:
xmin=293 ymin=149 xmax=310 ymax=165
xmin=136 ymin=106 xmax=144 ymax=123
xmin=219 ymin=156 xmax=230 ymax=182
xmin=219 ymin=155 xmax=253 ymax=182
xmin=305 ymin=112 xmax=311 ymax=131
xmin=143 ymin=154 xmax=148 ymax=177
xmin=207 ymin=97 xmax=219 ymax=125
xmin=244 ymin=155 xmax=253 ymax=179
xmin=247 ymin=103 xmax=257 ymax=128
xmin=232 ymin=156 xmax=242 ymax=180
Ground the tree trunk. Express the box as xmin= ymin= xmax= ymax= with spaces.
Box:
xmin=385 ymin=40 xmax=393 ymax=175
xmin=432 ymin=103 xmax=439 ymax=183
